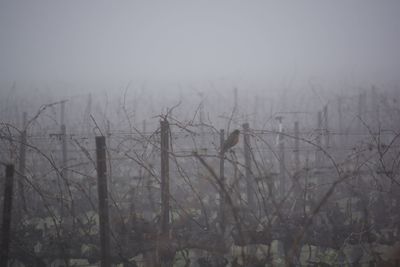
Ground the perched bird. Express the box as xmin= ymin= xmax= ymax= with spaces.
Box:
xmin=220 ymin=129 xmax=240 ymax=154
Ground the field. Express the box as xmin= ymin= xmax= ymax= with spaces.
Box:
xmin=0 ymin=86 xmax=399 ymax=267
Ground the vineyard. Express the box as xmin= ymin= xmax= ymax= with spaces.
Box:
xmin=0 ymin=86 xmax=399 ymax=267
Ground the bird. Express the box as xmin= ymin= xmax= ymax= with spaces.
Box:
xmin=220 ymin=129 xmax=240 ymax=154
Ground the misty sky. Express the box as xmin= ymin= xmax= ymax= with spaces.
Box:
xmin=0 ymin=1 xmax=399 ymax=87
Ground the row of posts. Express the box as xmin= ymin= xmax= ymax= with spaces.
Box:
xmin=68 ymin=119 xmax=171 ymax=267
xmin=1 ymin=114 xmax=330 ymax=266
xmin=0 ymin=119 xmax=170 ymax=267
xmin=0 ymin=88 xmax=379 ymax=265
xmin=94 ymin=118 xmax=172 ymax=267
xmin=0 ymin=138 xmax=112 ymax=266
xmin=0 ymin=118 xmax=300 ymax=266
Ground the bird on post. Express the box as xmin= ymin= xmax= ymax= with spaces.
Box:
xmin=220 ymin=129 xmax=240 ymax=154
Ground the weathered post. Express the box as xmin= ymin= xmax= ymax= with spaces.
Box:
xmin=316 ymin=111 xmax=323 ymax=168
xmin=337 ymin=96 xmax=344 ymax=153
xmin=323 ymin=105 xmax=330 ymax=150
xmin=337 ymin=97 xmax=343 ymax=134
xmin=234 ymin=87 xmax=238 ymax=113
xmin=95 ymin=136 xmax=111 ymax=267
xmin=0 ymin=164 xmax=15 ymax=266
xmin=357 ymin=91 xmax=367 ymax=133
xmin=279 ymin=130 xmax=285 ymax=196
xmin=199 ymin=92 xmax=206 ymax=151
xmin=276 ymin=116 xmax=286 ymax=258
xmin=292 ymin=121 xmax=303 ymax=203
xmin=253 ymin=96 xmax=259 ymax=129
xmin=358 ymin=91 xmax=366 ymax=118
xmin=243 ymin=123 xmax=254 ymax=209
xmin=106 ymin=120 xmax=113 ymax=192
xmin=276 ymin=116 xmax=286 ymax=196
xmin=61 ymin=101 xmax=67 ymax=180
xmin=160 ymin=119 xmax=170 ymax=236
xmin=294 ymin=121 xmax=300 ymax=172
xmin=219 ymin=129 xmax=226 ymax=234
xmin=18 ymin=112 xmax=27 ymax=213
xmin=158 ymin=118 xmax=174 ymax=266
xmin=84 ymin=93 xmax=92 ymax=133
xmin=60 ymin=101 xmax=75 ymax=228
xmin=371 ymin=86 xmax=380 ymax=133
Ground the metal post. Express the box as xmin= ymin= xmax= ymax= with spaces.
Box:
xmin=234 ymin=88 xmax=238 ymax=113
xmin=95 ymin=136 xmax=111 ymax=267
xmin=276 ymin=117 xmax=286 ymax=196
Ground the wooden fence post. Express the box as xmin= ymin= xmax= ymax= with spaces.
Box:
xmin=61 ymin=101 xmax=68 ymax=180
xmin=294 ymin=121 xmax=300 ymax=172
xmin=358 ymin=91 xmax=367 ymax=133
xmin=337 ymin=96 xmax=344 ymax=157
xmin=371 ymin=86 xmax=380 ymax=133
xmin=0 ymin=164 xmax=15 ymax=266
xmin=160 ymin=119 xmax=170 ymax=236
xmin=219 ymin=129 xmax=226 ymax=234
xmin=199 ymin=92 xmax=206 ymax=151
xmin=276 ymin=117 xmax=286 ymax=197
xmin=316 ymin=111 xmax=323 ymax=168
xmin=323 ymin=105 xmax=330 ymax=150
xmin=18 ymin=112 xmax=27 ymax=213
xmin=279 ymin=129 xmax=286 ymax=197
xmin=158 ymin=118 xmax=174 ymax=266
xmin=243 ymin=123 xmax=254 ymax=209
xmin=95 ymin=136 xmax=111 ymax=267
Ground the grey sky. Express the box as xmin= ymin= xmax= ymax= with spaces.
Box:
xmin=0 ymin=0 xmax=399 ymax=86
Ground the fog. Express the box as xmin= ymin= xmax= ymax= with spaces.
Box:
xmin=1 ymin=1 xmax=400 ymax=267
xmin=1 ymin=0 xmax=400 ymax=87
